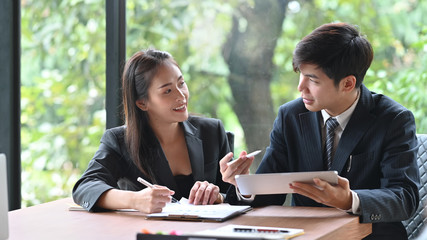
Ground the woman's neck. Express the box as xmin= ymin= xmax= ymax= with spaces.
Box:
xmin=150 ymin=121 xmax=182 ymax=145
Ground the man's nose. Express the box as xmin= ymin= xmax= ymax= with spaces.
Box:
xmin=297 ymin=77 xmax=306 ymax=92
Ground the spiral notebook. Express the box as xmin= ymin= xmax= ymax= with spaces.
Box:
xmin=137 ymin=224 xmax=304 ymax=239
xmin=190 ymin=224 xmax=304 ymax=239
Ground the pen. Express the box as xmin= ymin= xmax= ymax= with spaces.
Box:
xmin=347 ymin=155 xmax=352 ymax=172
xmin=233 ymin=227 xmax=289 ymax=233
xmin=228 ymin=150 xmax=262 ymax=165
xmin=137 ymin=177 xmax=180 ymax=204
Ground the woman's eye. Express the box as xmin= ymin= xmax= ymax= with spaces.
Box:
xmin=165 ymin=89 xmax=171 ymax=94
xmin=179 ymin=81 xmax=186 ymax=86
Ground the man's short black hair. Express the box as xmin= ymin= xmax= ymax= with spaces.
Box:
xmin=292 ymin=22 xmax=373 ymax=87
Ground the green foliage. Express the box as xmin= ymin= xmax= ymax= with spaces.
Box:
xmin=274 ymin=0 xmax=427 ymax=133
xmin=21 ymin=0 xmax=427 ymax=206
xmin=126 ymin=0 xmax=245 ymax=149
xmin=21 ymin=0 xmax=106 ymax=207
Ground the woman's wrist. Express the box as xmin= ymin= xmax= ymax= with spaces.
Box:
xmin=128 ymin=190 xmax=140 ymax=210
xmin=97 ymin=189 xmax=135 ymax=210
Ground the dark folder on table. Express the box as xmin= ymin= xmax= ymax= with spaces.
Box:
xmin=137 ymin=235 xmax=262 ymax=240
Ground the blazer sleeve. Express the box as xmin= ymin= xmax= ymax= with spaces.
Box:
xmin=72 ymin=128 xmax=131 ymax=211
xmin=251 ymin=106 xmax=289 ymax=206
xmin=356 ymin=109 xmax=420 ymax=223
xmin=191 ymin=117 xmax=232 ymax=194
xmin=225 ymin=105 xmax=290 ymax=206
xmin=214 ymin=119 xmax=233 ymax=194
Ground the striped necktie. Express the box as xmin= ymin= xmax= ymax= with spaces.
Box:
xmin=324 ymin=117 xmax=339 ymax=170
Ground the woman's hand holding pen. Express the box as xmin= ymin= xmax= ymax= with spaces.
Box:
xmin=219 ymin=151 xmax=254 ymax=186
xmin=131 ymin=186 xmax=175 ymax=213
xmin=188 ymin=181 xmax=221 ymax=205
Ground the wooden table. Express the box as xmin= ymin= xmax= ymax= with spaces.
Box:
xmin=8 ymin=198 xmax=371 ymax=239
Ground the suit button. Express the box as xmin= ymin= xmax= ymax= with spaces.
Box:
xmin=370 ymin=213 xmax=380 ymax=221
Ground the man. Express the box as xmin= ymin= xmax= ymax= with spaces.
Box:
xmin=221 ymin=23 xmax=420 ymax=239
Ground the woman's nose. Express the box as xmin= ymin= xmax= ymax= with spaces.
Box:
xmin=176 ymin=88 xmax=186 ymax=102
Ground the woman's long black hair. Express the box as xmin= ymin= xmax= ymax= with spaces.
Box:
xmin=121 ymin=49 xmax=179 ymax=182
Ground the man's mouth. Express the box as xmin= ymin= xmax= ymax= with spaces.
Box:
xmin=302 ymin=97 xmax=314 ymax=104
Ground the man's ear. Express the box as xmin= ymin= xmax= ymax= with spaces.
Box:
xmin=136 ymin=99 xmax=148 ymax=111
xmin=341 ymin=75 xmax=356 ymax=92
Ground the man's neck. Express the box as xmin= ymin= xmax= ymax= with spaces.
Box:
xmin=328 ymin=89 xmax=360 ymax=117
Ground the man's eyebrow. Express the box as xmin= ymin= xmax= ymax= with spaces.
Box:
xmin=303 ymin=73 xmax=319 ymax=79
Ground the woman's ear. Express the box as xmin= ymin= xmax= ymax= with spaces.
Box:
xmin=136 ymin=99 xmax=148 ymax=111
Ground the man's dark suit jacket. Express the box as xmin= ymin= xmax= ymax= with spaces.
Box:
xmin=73 ymin=116 xmax=231 ymax=211
xmin=227 ymin=84 xmax=420 ymax=240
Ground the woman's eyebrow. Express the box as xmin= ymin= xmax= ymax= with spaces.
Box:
xmin=157 ymin=75 xmax=183 ymax=89
xmin=158 ymin=82 xmax=171 ymax=89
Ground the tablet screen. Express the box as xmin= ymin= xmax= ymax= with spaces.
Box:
xmin=235 ymin=171 xmax=338 ymax=195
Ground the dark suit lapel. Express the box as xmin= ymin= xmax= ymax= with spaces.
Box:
xmin=152 ymin=121 xmax=204 ymax=197
xmin=299 ymin=111 xmax=324 ymax=170
xmin=331 ymin=85 xmax=376 ymax=173
xmin=182 ymin=121 xmax=204 ymax=181
xmin=152 ymin=142 xmax=178 ymax=191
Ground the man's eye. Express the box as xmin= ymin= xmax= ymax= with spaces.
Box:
xmin=165 ymin=89 xmax=171 ymax=94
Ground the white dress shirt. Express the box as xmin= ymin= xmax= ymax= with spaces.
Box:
xmin=321 ymin=91 xmax=360 ymax=214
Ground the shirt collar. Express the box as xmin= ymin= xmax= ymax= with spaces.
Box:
xmin=321 ymin=90 xmax=360 ymax=130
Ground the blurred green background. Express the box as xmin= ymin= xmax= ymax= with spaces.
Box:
xmin=20 ymin=0 xmax=427 ymax=207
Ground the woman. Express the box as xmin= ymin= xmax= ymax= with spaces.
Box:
xmin=72 ymin=49 xmax=239 ymax=213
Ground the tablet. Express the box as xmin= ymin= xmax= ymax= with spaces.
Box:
xmin=235 ymin=171 xmax=338 ymax=195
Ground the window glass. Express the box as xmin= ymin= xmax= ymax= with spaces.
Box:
xmin=21 ymin=0 xmax=106 ymax=206
xmin=20 ymin=0 xmax=427 ymax=206
xmin=126 ymin=0 xmax=427 ymax=168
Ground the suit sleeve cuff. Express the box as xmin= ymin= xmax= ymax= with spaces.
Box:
xmin=349 ymin=190 xmax=361 ymax=215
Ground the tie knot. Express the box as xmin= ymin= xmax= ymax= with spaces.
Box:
xmin=326 ymin=117 xmax=339 ymax=131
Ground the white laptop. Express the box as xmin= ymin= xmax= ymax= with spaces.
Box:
xmin=235 ymin=171 xmax=338 ymax=195
xmin=0 ymin=153 xmax=9 ymax=240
